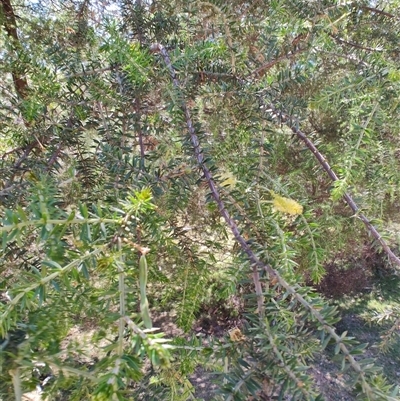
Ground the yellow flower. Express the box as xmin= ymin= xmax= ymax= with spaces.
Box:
xmin=220 ymin=171 xmax=238 ymax=189
xmin=270 ymin=191 xmax=303 ymax=215
xmin=229 ymin=328 xmax=246 ymax=342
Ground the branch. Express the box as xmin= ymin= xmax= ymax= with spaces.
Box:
xmin=152 ymin=42 xmax=267 ymax=316
xmin=135 ymin=97 xmax=146 ymax=169
xmin=155 ymin=42 xmax=398 ymax=399
xmin=45 ymin=142 xmax=63 ymax=171
xmin=265 ymin=320 xmax=314 ymax=399
xmin=9 ymin=140 xmax=38 ymax=169
xmin=265 ymin=104 xmax=400 ymax=269
xmin=0 ymin=248 xmax=104 ymax=329
xmin=1 ymin=145 xmax=25 ymax=159
xmin=10 ymin=367 xmax=22 ymax=401
xmin=0 ymin=183 xmax=21 ymax=197
xmin=0 ymin=216 xmax=118 ymax=234
xmin=361 ymin=6 xmax=398 ymax=19
xmin=269 ymin=266 xmax=398 ymax=401
xmin=65 ymin=66 xmax=113 ymax=79
xmin=319 ymin=50 xmax=370 ymax=68
xmin=2 ymin=139 xmax=40 ymax=190
xmin=329 ymin=34 xmax=383 ymax=52
xmin=0 ymin=0 xmax=29 ymax=99
xmin=248 ymin=46 xmax=308 ymax=79
xmin=0 ymin=0 xmax=50 ymax=185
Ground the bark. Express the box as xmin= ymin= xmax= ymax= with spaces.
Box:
xmin=0 ymin=0 xmax=29 ymax=99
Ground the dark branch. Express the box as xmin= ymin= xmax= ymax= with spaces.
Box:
xmin=266 ymin=104 xmax=400 ymax=268
xmin=248 ymin=47 xmax=308 ymax=79
xmin=329 ymin=34 xmax=383 ymax=53
xmin=0 ymin=0 xmax=30 ymax=99
xmin=135 ymin=97 xmax=146 ymax=170
xmin=153 ymin=43 xmax=274 ymax=315
xmin=361 ymin=6 xmax=398 ymax=19
xmin=46 ymin=142 xmax=63 ymax=171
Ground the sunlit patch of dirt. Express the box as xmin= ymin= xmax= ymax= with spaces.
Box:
xmin=60 ymin=324 xmax=110 ymax=365
xmin=309 ymin=353 xmax=355 ymax=401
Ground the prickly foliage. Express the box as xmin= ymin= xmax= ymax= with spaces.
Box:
xmin=1 ymin=0 xmax=400 ymax=400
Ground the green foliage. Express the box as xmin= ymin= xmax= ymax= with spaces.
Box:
xmin=1 ymin=0 xmax=400 ymax=400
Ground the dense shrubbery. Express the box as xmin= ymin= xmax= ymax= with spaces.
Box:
xmin=1 ymin=0 xmax=400 ymax=399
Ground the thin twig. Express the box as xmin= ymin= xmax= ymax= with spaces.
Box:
xmin=0 ymin=184 xmax=21 ymax=197
xmin=329 ymin=34 xmax=383 ymax=52
xmin=3 ymin=140 xmax=39 ymax=189
xmin=45 ymin=142 xmax=63 ymax=171
xmin=65 ymin=66 xmax=112 ymax=79
xmin=135 ymin=97 xmax=146 ymax=170
xmin=361 ymin=6 xmax=398 ymax=19
xmin=0 ymin=248 xmax=104 ymax=329
xmin=1 ymin=145 xmax=24 ymax=159
xmin=319 ymin=50 xmax=369 ymax=68
xmin=248 ymin=47 xmax=308 ymax=79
